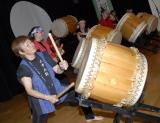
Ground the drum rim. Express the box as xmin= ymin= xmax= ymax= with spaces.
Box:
xmin=115 ymin=50 xmax=148 ymax=107
xmin=52 ymin=18 xmax=69 ymax=37
xmin=75 ymin=38 xmax=104 ymax=94
xmin=131 ymin=53 xmax=148 ymax=105
xmin=86 ymin=25 xmax=98 ymax=39
xmin=137 ymin=12 xmax=158 ymax=34
xmin=116 ymin=13 xmax=131 ymax=30
xmin=106 ymin=29 xmax=122 ymax=44
xmin=129 ymin=21 xmax=147 ymax=43
xmin=72 ymin=38 xmax=86 ymax=69
xmin=146 ymin=16 xmax=158 ymax=34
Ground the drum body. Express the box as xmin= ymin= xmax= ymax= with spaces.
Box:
xmin=87 ymin=25 xmax=122 ymax=44
xmin=52 ymin=15 xmax=78 ymax=37
xmin=72 ymin=25 xmax=122 ymax=69
xmin=117 ymin=13 xmax=147 ymax=43
xmin=137 ymin=12 xmax=158 ymax=34
xmin=75 ymin=38 xmax=148 ymax=107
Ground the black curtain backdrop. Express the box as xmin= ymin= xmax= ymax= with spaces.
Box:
xmin=111 ymin=0 xmax=151 ymax=19
xmin=0 ymin=0 xmax=151 ymax=101
xmin=0 ymin=0 xmax=97 ymax=101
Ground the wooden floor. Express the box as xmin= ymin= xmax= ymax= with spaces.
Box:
xmin=0 ymin=40 xmax=160 ymax=123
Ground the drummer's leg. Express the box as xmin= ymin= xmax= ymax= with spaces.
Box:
xmin=63 ymin=91 xmax=104 ymax=121
xmin=81 ymin=106 xmax=104 ymax=122
xmin=81 ymin=106 xmax=94 ymax=119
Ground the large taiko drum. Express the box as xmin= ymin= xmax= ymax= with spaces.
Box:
xmin=117 ymin=13 xmax=147 ymax=43
xmin=52 ymin=15 xmax=78 ymax=37
xmin=72 ymin=25 xmax=122 ymax=69
xmin=137 ymin=12 xmax=158 ymax=34
xmin=75 ymin=38 xmax=148 ymax=107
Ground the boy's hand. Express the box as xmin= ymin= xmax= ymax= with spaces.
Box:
xmin=45 ymin=95 xmax=59 ymax=104
xmin=59 ymin=60 xmax=68 ymax=70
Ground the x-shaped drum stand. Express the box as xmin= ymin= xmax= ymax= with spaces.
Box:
xmin=77 ymin=95 xmax=160 ymax=123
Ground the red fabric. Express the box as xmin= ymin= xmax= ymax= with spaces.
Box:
xmin=98 ymin=18 xmax=115 ymax=29
xmin=33 ymin=40 xmax=56 ymax=59
xmin=46 ymin=37 xmax=52 ymax=46
xmin=33 ymin=40 xmax=46 ymax=52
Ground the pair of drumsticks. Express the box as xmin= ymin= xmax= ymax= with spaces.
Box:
xmin=48 ymin=33 xmax=75 ymax=99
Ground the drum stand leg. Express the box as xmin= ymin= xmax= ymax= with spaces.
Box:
xmin=77 ymin=95 xmax=160 ymax=123
xmin=113 ymin=113 xmax=133 ymax=123
xmin=113 ymin=113 xmax=121 ymax=123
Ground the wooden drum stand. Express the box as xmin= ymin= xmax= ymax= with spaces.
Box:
xmin=77 ymin=93 xmax=160 ymax=123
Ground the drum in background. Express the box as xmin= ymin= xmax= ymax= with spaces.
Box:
xmin=72 ymin=25 xmax=122 ymax=70
xmin=87 ymin=25 xmax=122 ymax=44
xmin=116 ymin=13 xmax=147 ymax=43
xmin=52 ymin=15 xmax=78 ymax=37
xmin=137 ymin=12 xmax=158 ymax=34
xmin=75 ymin=38 xmax=148 ymax=107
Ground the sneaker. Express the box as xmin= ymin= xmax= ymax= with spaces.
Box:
xmin=86 ymin=116 xmax=104 ymax=122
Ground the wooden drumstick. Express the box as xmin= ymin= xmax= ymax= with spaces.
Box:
xmin=48 ymin=33 xmax=63 ymax=62
xmin=57 ymin=82 xmax=75 ymax=99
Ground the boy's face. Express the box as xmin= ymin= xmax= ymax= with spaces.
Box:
xmin=20 ymin=39 xmax=37 ymax=56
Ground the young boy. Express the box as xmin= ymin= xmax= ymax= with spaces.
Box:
xmin=11 ymin=36 xmax=103 ymax=123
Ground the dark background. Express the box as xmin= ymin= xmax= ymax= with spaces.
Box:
xmin=0 ymin=0 xmax=151 ymax=101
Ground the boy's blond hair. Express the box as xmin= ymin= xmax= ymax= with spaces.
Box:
xmin=11 ymin=36 xmax=29 ymax=57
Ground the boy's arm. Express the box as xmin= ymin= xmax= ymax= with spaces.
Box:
xmin=20 ymin=76 xmax=58 ymax=104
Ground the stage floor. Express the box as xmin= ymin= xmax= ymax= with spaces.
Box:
xmin=0 ymin=40 xmax=160 ymax=123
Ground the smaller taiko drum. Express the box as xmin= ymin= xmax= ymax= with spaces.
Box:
xmin=52 ymin=15 xmax=78 ymax=37
xmin=72 ymin=25 xmax=122 ymax=70
xmin=117 ymin=13 xmax=147 ymax=43
xmin=137 ymin=12 xmax=158 ymax=34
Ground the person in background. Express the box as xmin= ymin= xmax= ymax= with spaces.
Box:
xmin=98 ymin=8 xmax=115 ymax=28
xmin=76 ymin=19 xmax=89 ymax=42
xmin=29 ymin=26 xmax=63 ymax=63
xmin=110 ymin=10 xmax=119 ymax=26
xmin=29 ymin=26 xmax=70 ymax=92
